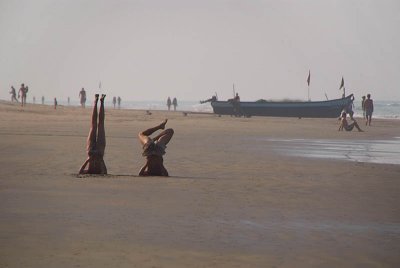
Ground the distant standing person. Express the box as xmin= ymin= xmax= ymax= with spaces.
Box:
xmin=79 ymin=88 xmax=87 ymax=108
xmin=112 ymin=96 xmax=117 ymax=109
xmin=234 ymin=93 xmax=240 ymax=102
xmin=338 ymin=112 xmax=363 ymax=132
xmin=68 ymin=97 xmax=70 ymax=105
xmin=41 ymin=96 xmax=45 ymax=105
xmin=18 ymin=83 xmax=28 ymax=107
xmin=361 ymin=96 xmax=366 ymax=119
xmin=345 ymin=95 xmax=355 ymax=120
xmin=138 ymin=119 xmax=174 ymax=176
xmin=167 ymin=97 xmax=172 ymax=111
xmin=79 ymin=94 xmax=108 ymax=174
xmin=33 ymin=96 xmax=36 ymax=104
xmin=229 ymin=93 xmax=242 ymax=116
xmin=364 ymin=94 xmax=374 ymax=126
xmin=54 ymin=98 xmax=58 ymax=109
xmin=172 ymin=97 xmax=178 ymax=111
xmin=117 ymin=96 xmax=121 ymax=109
xmin=9 ymin=86 xmax=18 ymax=102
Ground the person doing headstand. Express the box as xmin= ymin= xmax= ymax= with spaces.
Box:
xmin=138 ymin=119 xmax=174 ymax=176
xmin=338 ymin=111 xmax=363 ymax=132
xmin=79 ymin=94 xmax=108 ymax=174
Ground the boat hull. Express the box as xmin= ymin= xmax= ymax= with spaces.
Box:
xmin=211 ymin=95 xmax=353 ymax=118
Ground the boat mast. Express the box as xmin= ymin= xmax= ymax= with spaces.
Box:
xmin=307 ymin=70 xmax=311 ymax=101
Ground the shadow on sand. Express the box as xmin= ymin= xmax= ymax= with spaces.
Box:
xmin=74 ymin=173 xmax=217 ymax=180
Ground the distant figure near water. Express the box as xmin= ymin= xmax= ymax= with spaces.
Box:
xmin=112 ymin=96 xmax=117 ymax=109
xmin=172 ymin=97 xmax=178 ymax=111
xmin=364 ymin=94 xmax=374 ymax=126
xmin=79 ymin=94 xmax=108 ymax=174
xmin=234 ymin=92 xmax=240 ymax=102
xmin=54 ymin=98 xmax=58 ymax=109
xmin=344 ymin=95 xmax=355 ymax=120
xmin=138 ymin=119 xmax=174 ymax=176
xmin=361 ymin=96 xmax=366 ymax=119
xmin=18 ymin=83 xmax=28 ymax=107
xmin=9 ymin=86 xmax=18 ymax=102
xmin=117 ymin=96 xmax=121 ymax=109
xmin=338 ymin=112 xmax=363 ymax=132
xmin=167 ymin=97 xmax=172 ymax=111
xmin=228 ymin=92 xmax=242 ymax=116
xmin=79 ymin=88 xmax=87 ymax=108
xmin=41 ymin=96 xmax=45 ymax=105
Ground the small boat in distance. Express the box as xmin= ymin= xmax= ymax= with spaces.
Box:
xmin=201 ymin=94 xmax=354 ymax=118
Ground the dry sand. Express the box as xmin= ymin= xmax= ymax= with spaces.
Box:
xmin=0 ymin=100 xmax=399 ymax=267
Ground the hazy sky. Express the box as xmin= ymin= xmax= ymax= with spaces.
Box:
xmin=1 ymin=0 xmax=399 ymax=102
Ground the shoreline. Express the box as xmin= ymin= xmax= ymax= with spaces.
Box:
xmin=1 ymin=99 xmax=399 ymax=120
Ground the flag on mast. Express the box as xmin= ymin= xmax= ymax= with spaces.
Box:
xmin=339 ymin=77 xmax=344 ymax=90
xmin=307 ymin=70 xmax=310 ymax=86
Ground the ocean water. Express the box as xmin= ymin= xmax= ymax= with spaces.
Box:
xmin=42 ymin=99 xmax=214 ymax=113
xmin=38 ymin=99 xmax=400 ymax=119
xmin=353 ymin=100 xmax=400 ymax=119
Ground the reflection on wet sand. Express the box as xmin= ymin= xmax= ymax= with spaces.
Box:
xmin=261 ymin=138 xmax=400 ymax=165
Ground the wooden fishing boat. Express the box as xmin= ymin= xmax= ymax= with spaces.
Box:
xmin=204 ymin=94 xmax=353 ymax=118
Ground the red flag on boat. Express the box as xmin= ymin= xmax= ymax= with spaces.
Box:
xmin=307 ymin=70 xmax=310 ymax=86
xmin=339 ymin=77 xmax=344 ymax=89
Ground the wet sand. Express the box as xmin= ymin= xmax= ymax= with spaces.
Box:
xmin=1 ymin=100 xmax=400 ymax=267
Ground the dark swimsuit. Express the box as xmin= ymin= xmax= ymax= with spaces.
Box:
xmin=142 ymin=140 xmax=166 ymax=157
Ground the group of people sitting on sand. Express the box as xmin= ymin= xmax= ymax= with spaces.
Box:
xmin=79 ymin=94 xmax=174 ymax=176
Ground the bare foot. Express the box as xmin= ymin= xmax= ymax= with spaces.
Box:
xmin=100 ymin=94 xmax=106 ymax=101
xmin=95 ymin=94 xmax=99 ymax=99
xmin=159 ymin=119 xmax=168 ymax=129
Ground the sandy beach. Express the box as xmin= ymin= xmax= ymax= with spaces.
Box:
xmin=0 ymin=100 xmax=399 ymax=267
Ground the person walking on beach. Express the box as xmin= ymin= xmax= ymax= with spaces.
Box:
xmin=361 ymin=96 xmax=366 ymax=119
xmin=172 ymin=97 xmax=178 ymax=111
xmin=117 ymin=96 xmax=121 ymax=109
xmin=54 ymin=98 xmax=58 ymax=110
xmin=138 ymin=119 xmax=174 ymax=176
xmin=167 ymin=97 xmax=172 ymax=111
xmin=338 ymin=112 xmax=363 ymax=132
xmin=41 ymin=96 xmax=45 ymax=105
xmin=79 ymin=94 xmax=108 ymax=174
xmin=364 ymin=94 xmax=374 ymax=126
xmin=18 ymin=83 xmax=28 ymax=107
xmin=79 ymin=88 xmax=87 ymax=108
xmin=9 ymin=86 xmax=18 ymax=102
xmin=112 ymin=96 xmax=117 ymax=109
